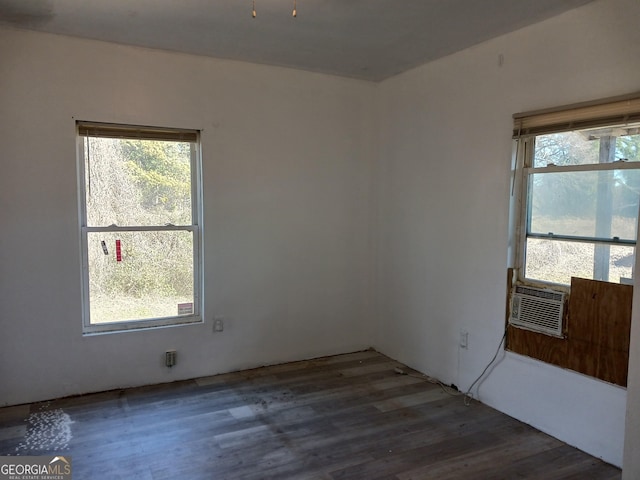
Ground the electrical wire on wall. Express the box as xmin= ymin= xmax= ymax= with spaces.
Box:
xmin=393 ymin=326 xmax=509 ymax=405
xmin=463 ymin=327 xmax=508 ymax=406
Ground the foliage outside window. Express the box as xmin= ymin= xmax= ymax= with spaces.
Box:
xmin=78 ymin=122 xmax=202 ymax=333
xmin=517 ymin=125 xmax=640 ymax=286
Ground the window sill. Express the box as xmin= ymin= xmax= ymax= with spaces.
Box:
xmin=82 ymin=315 xmax=203 ymax=336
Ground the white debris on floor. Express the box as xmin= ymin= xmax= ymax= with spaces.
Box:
xmin=15 ymin=404 xmax=73 ymax=454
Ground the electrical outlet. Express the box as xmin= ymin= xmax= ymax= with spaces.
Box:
xmin=213 ymin=317 xmax=224 ymax=332
xmin=459 ymin=331 xmax=468 ymax=349
xmin=165 ymin=350 xmax=177 ymax=367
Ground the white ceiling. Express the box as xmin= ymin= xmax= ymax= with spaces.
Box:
xmin=0 ymin=0 xmax=595 ymax=82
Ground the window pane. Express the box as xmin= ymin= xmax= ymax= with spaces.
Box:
xmin=534 ymin=131 xmax=600 ymax=167
xmin=529 ymin=169 xmax=640 ymax=240
xmin=84 ymin=137 xmax=193 ymax=226
xmin=525 ymin=238 xmax=635 ymax=285
xmin=617 ymin=132 xmax=640 ymax=162
xmin=533 ymin=130 xmax=640 ymax=167
xmin=87 ymin=231 xmax=194 ymax=324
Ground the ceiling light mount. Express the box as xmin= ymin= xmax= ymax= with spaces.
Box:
xmin=250 ymin=0 xmax=298 ymax=18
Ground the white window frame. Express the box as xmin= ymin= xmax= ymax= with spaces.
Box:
xmin=514 ymin=137 xmax=640 ymax=287
xmin=510 ymin=91 xmax=640 ymax=288
xmin=77 ymin=121 xmax=203 ymax=334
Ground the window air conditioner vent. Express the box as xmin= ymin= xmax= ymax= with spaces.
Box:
xmin=509 ymin=285 xmax=565 ymax=337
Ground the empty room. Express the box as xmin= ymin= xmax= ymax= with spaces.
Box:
xmin=1 ymin=0 xmax=640 ymax=478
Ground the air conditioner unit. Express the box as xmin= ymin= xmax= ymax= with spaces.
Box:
xmin=509 ymin=285 xmax=565 ymax=337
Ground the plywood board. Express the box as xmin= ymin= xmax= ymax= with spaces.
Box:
xmin=507 ymin=277 xmax=632 ymax=386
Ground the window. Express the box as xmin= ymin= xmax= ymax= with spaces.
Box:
xmin=513 ymin=94 xmax=640 ymax=286
xmin=78 ymin=122 xmax=202 ymax=333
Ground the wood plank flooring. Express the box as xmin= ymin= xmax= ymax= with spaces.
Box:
xmin=0 ymin=350 xmax=621 ymax=479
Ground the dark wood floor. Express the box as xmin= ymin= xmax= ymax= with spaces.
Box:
xmin=0 ymin=350 xmax=621 ymax=479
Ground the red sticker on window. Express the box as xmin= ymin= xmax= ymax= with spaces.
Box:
xmin=116 ymin=239 xmax=122 ymax=262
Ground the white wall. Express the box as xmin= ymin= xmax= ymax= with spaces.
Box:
xmin=375 ymin=0 xmax=640 ymax=467
xmin=0 ymin=28 xmax=376 ymax=406
xmin=3 ymin=0 xmax=640 ymax=471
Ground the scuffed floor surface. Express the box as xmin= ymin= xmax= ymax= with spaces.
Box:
xmin=0 ymin=351 xmax=622 ymax=479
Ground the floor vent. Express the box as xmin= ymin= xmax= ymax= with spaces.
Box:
xmin=509 ymin=285 xmax=565 ymax=337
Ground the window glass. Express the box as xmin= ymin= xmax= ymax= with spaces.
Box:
xmin=84 ymin=137 xmax=193 ymax=227
xmin=529 ymin=169 xmax=640 ymax=240
xmin=525 ymin=239 xmax=634 ymax=285
xmin=533 ymin=130 xmax=640 ymax=167
xmin=87 ymin=231 xmax=194 ymax=324
xmin=533 ymin=131 xmax=600 ymax=167
xmin=521 ymin=127 xmax=640 ymax=285
xmin=79 ymin=124 xmax=201 ymax=332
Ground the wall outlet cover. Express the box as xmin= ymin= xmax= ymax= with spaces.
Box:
xmin=214 ymin=318 xmax=224 ymax=332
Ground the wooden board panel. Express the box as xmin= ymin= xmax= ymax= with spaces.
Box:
xmin=507 ymin=326 xmax=568 ymax=368
xmin=567 ymin=277 xmax=632 ymax=386
xmin=507 ymin=277 xmax=632 ymax=386
xmin=568 ymin=278 xmax=632 ymax=352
